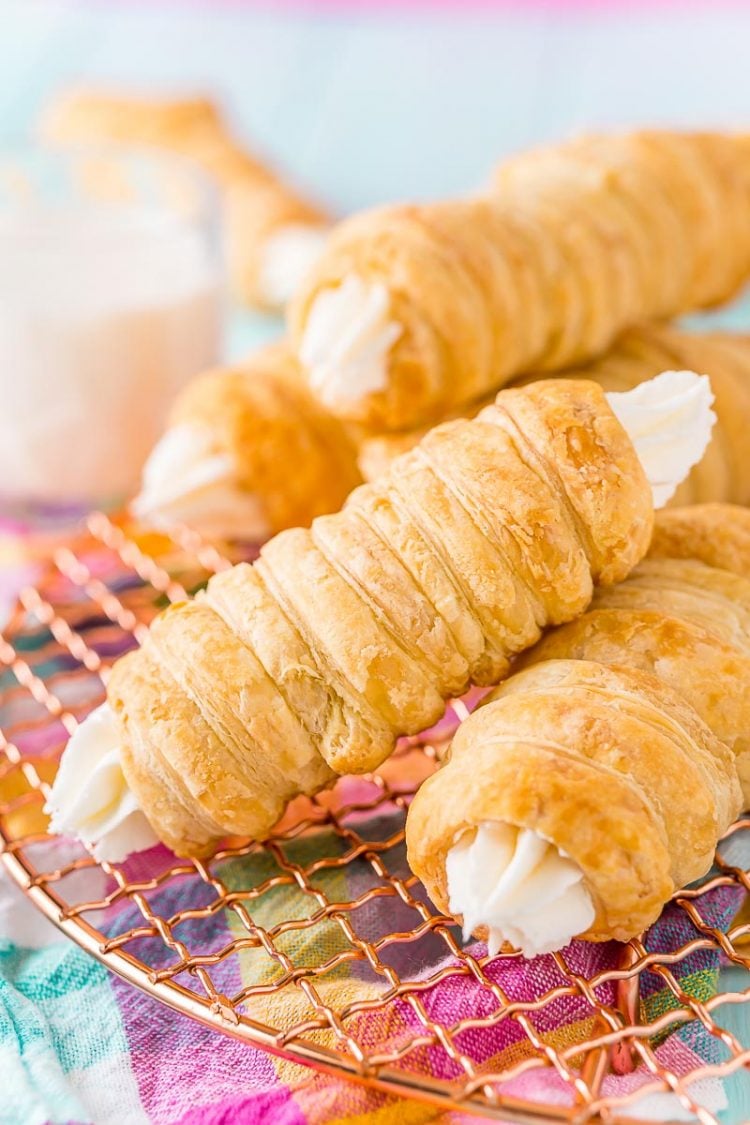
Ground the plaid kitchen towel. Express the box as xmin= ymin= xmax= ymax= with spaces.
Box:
xmin=1 ymin=777 xmax=744 ymax=1125
xmin=0 ymin=531 xmax=745 ymax=1125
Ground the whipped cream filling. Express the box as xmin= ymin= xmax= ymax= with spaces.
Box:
xmin=51 ymin=372 xmax=714 ymax=863
xmin=446 ymin=822 xmax=595 ymax=957
xmin=257 ymin=224 xmax=330 ymax=309
xmin=45 ymin=704 xmax=158 ymax=862
xmin=606 ymin=370 xmax=716 ymax=509
xmin=298 ymin=274 xmax=402 ymax=409
xmin=132 ymin=423 xmax=271 ymax=541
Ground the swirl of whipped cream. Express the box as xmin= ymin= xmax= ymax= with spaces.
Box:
xmin=132 ymin=423 xmax=271 ymax=541
xmin=257 ymin=224 xmax=330 ymax=309
xmin=298 ymin=274 xmax=403 ymax=409
xmin=446 ymin=822 xmax=596 ymax=957
xmin=605 ymin=370 xmax=716 ymax=509
xmin=45 ymin=704 xmax=158 ymax=863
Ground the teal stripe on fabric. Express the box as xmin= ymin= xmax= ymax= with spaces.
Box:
xmin=0 ymin=939 xmax=105 ymax=1006
xmin=2 ymin=1038 xmax=82 ymax=1125
xmin=2 ymin=940 xmax=138 ymax=1125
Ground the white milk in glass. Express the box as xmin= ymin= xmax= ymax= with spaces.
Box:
xmin=0 ymin=155 xmax=221 ymax=512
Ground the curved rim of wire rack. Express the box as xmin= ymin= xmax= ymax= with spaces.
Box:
xmin=4 ymin=846 xmax=501 ymax=1119
xmin=0 ymin=510 xmax=749 ymax=1125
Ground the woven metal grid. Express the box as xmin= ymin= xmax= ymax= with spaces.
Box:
xmin=1 ymin=512 xmax=749 ymax=1124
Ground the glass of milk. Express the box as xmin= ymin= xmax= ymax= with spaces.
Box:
xmin=0 ymin=146 xmax=222 ymax=529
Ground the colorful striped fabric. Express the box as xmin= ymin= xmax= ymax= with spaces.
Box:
xmin=2 ymin=784 xmax=744 ymax=1125
xmin=0 ymin=544 xmax=745 ymax=1124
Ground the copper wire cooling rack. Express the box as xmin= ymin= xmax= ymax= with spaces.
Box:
xmin=1 ymin=512 xmax=750 ymax=1124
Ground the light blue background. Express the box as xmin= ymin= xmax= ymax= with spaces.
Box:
xmin=3 ymin=0 xmax=750 ymax=353
xmin=1 ymin=2 xmax=749 ymax=1118
xmin=4 ymin=1 xmax=750 ymax=211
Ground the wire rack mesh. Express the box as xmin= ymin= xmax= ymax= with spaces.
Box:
xmin=1 ymin=512 xmax=749 ymax=1124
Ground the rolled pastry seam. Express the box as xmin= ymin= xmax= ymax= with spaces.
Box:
xmin=291 ymin=130 xmax=750 ymax=429
xmin=130 ymin=343 xmax=363 ymax=540
xmin=407 ymin=658 xmax=741 ymax=954
xmin=49 ymin=373 xmax=706 ymax=862
xmin=525 ymin=528 xmax=750 ymax=799
xmin=358 ymin=323 xmax=750 ymax=511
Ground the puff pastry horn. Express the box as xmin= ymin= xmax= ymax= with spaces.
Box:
xmin=291 ymin=131 xmax=750 ymax=430
xmin=407 ymin=658 xmax=741 ymax=952
xmin=132 ymin=342 xmax=362 ymax=540
xmin=408 ymin=503 xmax=750 ymax=953
xmin=358 ymin=324 xmax=750 ymax=508
xmin=39 ymin=89 xmax=329 ymax=310
xmin=97 ymin=379 xmax=651 ymax=856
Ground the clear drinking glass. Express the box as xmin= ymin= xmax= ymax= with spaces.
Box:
xmin=0 ymin=146 xmax=223 ymax=535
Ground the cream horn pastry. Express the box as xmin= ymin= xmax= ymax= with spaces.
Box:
xmin=39 ymin=89 xmax=330 ymax=310
xmin=406 ymin=658 xmax=741 ymax=955
xmin=46 ymin=373 xmax=713 ymax=861
xmin=291 ymin=131 xmax=750 ymax=430
xmin=358 ymin=324 xmax=750 ymax=508
xmin=408 ymin=502 xmax=750 ymax=955
xmin=132 ymin=343 xmax=362 ymax=540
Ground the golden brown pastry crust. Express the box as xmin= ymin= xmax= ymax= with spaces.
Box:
xmin=40 ymin=89 xmax=328 ymax=309
xmin=593 ymin=557 xmax=750 ymax=653
xmin=650 ymin=503 xmax=750 ymax=576
xmin=291 ymin=132 xmax=750 ymax=430
xmin=520 ymin=505 xmax=750 ymax=794
xmin=407 ymin=503 xmax=750 ymax=948
xmin=406 ymin=659 xmax=741 ymax=943
xmin=357 ymin=324 xmax=750 ymax=510
xmin=108 ymin=379 xmax=651 ymax=855
xmin=167 ymin=343 xmax=362 ymax=535
xmin=521 ymin=609 xmax=750 ymax=798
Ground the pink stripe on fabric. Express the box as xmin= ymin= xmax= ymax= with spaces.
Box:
xmin=110 ymin=973 xmax=281 ymax=1123
xmin=175 ymin=1087 xmax=306 ymax=1125
xmin=384 ymin=940 xmax=613 ymax=1083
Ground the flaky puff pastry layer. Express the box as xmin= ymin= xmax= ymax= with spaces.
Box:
xmin=291 ymin=131 xmax=750 ymax=430
xmin=357 ymin=324 xmax=750 ymax=508
xmin=39 ymin=89 xmax=328 ymax=309
xmin=520 ymin=504 xmax=750 ymax=798
xmin=406 ymin=659 xmax=741 ymax=944
xmin=107 ymin=379 xmax=651 ymax=856
xmin=649 ymin=503 xmax=750 ymax=577
xmin=166 ymin=343 xmax=362 ymax=535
